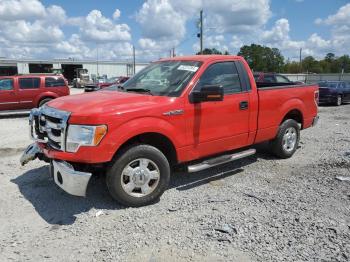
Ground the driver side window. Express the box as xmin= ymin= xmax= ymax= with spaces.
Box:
xmin=195 ymin=62 xmax=242 ymax=94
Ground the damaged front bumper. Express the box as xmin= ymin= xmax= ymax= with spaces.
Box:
xmin=51 ymin=160 xmax=92 ymax=197
xmin=20 ymin=143 xmax=92 ymax=197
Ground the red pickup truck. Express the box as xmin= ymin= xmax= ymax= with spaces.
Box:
xmin=0 ymin=74 xmax=70 ymax=111
xmin=21 ymin=55 xmax=319 ymax=207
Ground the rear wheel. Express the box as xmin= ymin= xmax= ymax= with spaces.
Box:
xmin=270 ymin=119 xmax=300 ymax=159
xmin=38 ymin=98 xmax=52 ymax=108
xmin=335 ymin=95 xmax=342 ymax=106
xmin=106 ymin=144 xmax=170 ymax=207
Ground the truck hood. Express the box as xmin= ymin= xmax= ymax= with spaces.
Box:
xmin=48 ymin=90 xmax=175 ymax=116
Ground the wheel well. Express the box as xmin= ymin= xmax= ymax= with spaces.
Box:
xmin=282 ymin=109 xmax=303 ymax=128
xmin=115 ymin=133 xmax=178 ymax=166
xmin=38 ymin=97 xmax=54 ymax=106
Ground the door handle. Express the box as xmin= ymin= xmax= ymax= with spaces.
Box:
xmin=239 ymin=101 xmax=249 ymax=110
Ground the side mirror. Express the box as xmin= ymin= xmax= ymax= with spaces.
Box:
xmin=190 ymin=85 xmax=224 ymax=103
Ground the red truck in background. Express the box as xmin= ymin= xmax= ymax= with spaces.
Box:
xmin=84 ymin=76 xmax=130 ymax=92
xmin=21 ymin=55 xmax=319 ymax=207
xmin=0 ymin=74 xmax=70 ymax=111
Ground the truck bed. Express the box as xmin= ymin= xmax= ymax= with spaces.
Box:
xmin=254 ymin=83 xmax=319 ymax=143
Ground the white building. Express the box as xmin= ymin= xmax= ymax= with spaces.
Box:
xmin=0 ymin=58 xmax=148 ymax=82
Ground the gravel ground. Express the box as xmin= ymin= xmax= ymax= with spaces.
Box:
xmin=0 ymin=104 xmax=349 ymax=262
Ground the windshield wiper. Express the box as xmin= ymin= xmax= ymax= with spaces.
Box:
xmin=126 ymin=88 xmax=153 ymax=95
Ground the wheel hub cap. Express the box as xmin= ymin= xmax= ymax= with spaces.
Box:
xmin=282 ymin=127 xmax=297 ymax=152
xmin=120 ymin=158 xmax=160 ymax=198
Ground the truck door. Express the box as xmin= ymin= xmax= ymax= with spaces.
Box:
xmin=186 ymin=61 xmax=250 ymax=159
xmin=0 ymin=78 xmax=19 ymax=110
xmin=17 ymin=77 xmax=41 ymax=109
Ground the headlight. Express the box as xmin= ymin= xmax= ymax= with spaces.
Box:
xmin=66 ymin=125 xmax=107 ymax=153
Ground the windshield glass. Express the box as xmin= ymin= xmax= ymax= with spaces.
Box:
xmin=319 ymin=82 xmax=338 ymax=88
xmin=111 ymin=60 xmax=202 ymax=96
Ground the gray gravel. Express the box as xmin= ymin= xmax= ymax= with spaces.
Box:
xmin=0 ymin=104 xmax=349 ymax=261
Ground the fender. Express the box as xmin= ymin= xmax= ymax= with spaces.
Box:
xmin=278 ymin=97 xmax=306 ymax=126
xmin=34 ymin=92 xmax=59 ymax=107
xmin=106 ymin=116 xmax=185 ymax=159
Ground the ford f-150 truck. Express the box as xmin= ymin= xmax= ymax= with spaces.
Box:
xmin=21 ymin=55 xmax=319 ymax=207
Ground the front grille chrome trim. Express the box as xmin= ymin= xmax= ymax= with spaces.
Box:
xmin=29 ymin=105 xmax=71 ymax=151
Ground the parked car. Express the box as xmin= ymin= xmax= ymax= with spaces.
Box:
xmin=84 ymin=76 xmax=130 ymax=92
xmin=0 ymin=74 xmax=70 ymax=111
xmin=21 ymin=55 xmax=319 ymax=207
xmin=318 ymin=81 xmax=350 ymax=106
xmin=254 ymin=72 xmax=303 ymax=87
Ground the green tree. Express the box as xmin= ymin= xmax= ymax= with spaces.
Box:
xmin=302 ymin=56 xmax=323 ymax=73
xmin=283 ymin=61 xmax=301 ymax=73
xmin=197 ymin=48 xmax=222 ymax=55
xmin=237 ymin=44 xmax=284 ymax=72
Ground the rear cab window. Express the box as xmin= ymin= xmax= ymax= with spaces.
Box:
xmin=19 ymin=78 xmax=40 ymax=89
xmin=263 ymin=75 xmax=275 ymax=83
xmin=275 ymin=75 xmax=290 ymax=83
xmin=45 ymin=77 xmax=66 ymax=87
xmin=0 ymin=78 xmax=14 ymax=91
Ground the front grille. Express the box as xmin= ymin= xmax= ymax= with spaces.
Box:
xmin=30 ymin=105 xmax=70 ymax=151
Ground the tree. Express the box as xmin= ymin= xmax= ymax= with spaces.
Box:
xmin=237 ymin=44 xmax=284 ymax=72
xmin=302 ymin=56 xmax=323 ymax=73
xmin=283 ymin=61 xmax=300 ymax=74
xmin=325 ymin=53 xmax=335 ymax=63
xmin=196 ymin=48 xmax=230 ymax=55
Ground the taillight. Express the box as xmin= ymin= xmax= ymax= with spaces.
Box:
xmin=314 ymin=91 xmax=319 ymax=105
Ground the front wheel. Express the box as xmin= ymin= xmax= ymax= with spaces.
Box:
xmin=270 ymin=119 xmax=300 ymax=159
xmin=106 ymin=144 xmax=170 ymax=207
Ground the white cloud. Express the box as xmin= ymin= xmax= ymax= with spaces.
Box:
xmin=0 ymin=20 xmax=64 ymax=43
xmin=79 ymin=10 xmax=131 ymax=42
xmin=136 ymin=0 xmax=271 ymax=54
xmin=0 ymin=1 xmax=133 ymax=60
xmin=113 ymin=9 xmax=121 ymax=20
xmin=136 ymin=0 xmax=187 ymax=41
xmin=0 ymin=0 xmax=46 ymax=21
xmin=321 ymin=3 xmax=350 ymax=26
xmin=314 ymin=3 xmax=350 ymax=55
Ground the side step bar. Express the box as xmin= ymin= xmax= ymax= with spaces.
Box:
xmin=187 ymin=149 xmax=256 ymax=173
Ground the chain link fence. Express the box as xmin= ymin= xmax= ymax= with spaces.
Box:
xmin=282 ymin=74 xmax=350 ymax=84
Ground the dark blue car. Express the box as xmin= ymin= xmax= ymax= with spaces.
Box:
xmin=318 ymin=81 xmax=350 ymax=106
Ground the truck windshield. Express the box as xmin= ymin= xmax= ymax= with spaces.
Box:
xmin=116 ymin=61 xmax=202 ymax=96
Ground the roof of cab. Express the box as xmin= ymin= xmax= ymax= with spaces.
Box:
xmin=159 ymin=55 xmax=243 ymax=63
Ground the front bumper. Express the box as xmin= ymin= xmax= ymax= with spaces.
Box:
xmin=312 ymin=116 xmax=319 ymax=126
xmin=21 ymin=143 xmax=92 ymax=197
xmin=52 ymin=160 xmax=92 ymax=197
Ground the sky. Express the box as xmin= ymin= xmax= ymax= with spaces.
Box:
xmin=0 ymin=0 xmax=349 ymax=62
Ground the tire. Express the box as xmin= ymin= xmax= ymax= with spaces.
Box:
xmin=38 ymin=98 xmax=52 ymax=107
xmin=270 ymin=119 xmax=300 ymax=159
xmin=335 ymin=95 xmax=342 ymax=106
xmin=106 ymin=144 xmax=170 ymax=207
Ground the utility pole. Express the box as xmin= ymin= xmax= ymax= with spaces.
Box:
xmin=200 ymin=10 xmax=203 ymax=54
xmin=172 ymin=47 xmax=175 ymax=57
xmin=133 ymin=45 xmax=136 ymax=75
xmin=299 ymin=48 xmax=302 ymax=73
xmin=96 ymin=43 xmax=99 ymax=77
